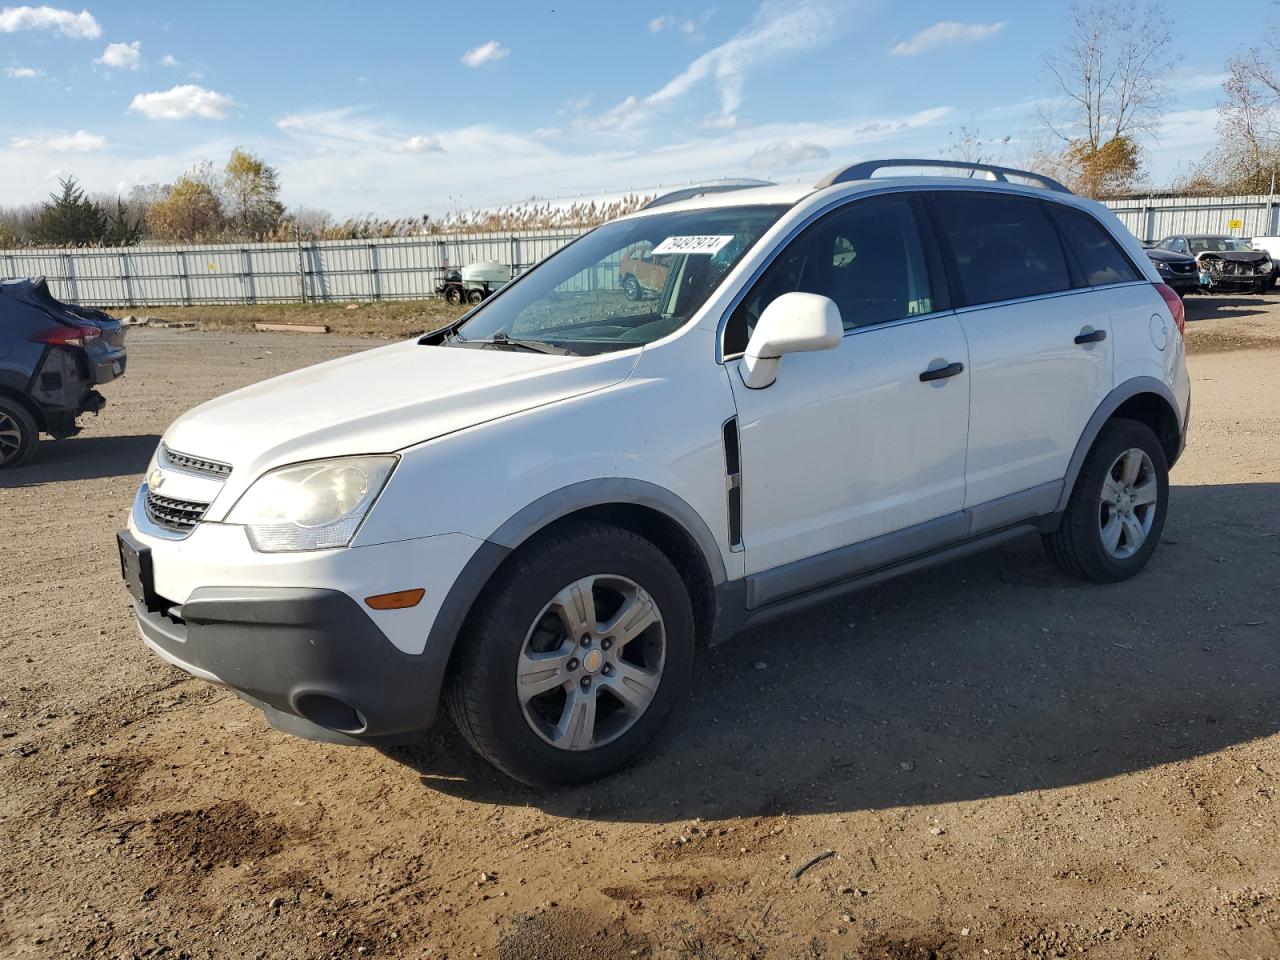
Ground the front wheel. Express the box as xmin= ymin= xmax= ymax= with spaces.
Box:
xmin=444 ymin=285 xmax=463 ymax=305
xmin=621 ymin=274 xmax=641 ymax=301
xmin=446 ymin=523 xmax=694 ymax=786
xmin=1043 ymin=419 xmax=1169 ymax=583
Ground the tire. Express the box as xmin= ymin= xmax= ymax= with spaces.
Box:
xmin=1042 ymin=419 xmax=1169 ymax=583
xmin=0 ymin=396 xmax=38 ymax=469
xmin=446 ymin=522 xmax=695 ymax=786
xmin=445 ymin=286 xmax=463 ymax=305
xmin=621 ymin=274 xmax=641 ymax=301
xmin=466 ymin=288 xmax=484 ymax=304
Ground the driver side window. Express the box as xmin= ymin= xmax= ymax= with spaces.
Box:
xmin=723 ymin=195 xmax=935 ymax=356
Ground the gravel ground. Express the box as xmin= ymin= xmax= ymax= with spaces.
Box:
xmin=1 ymin=294 xmax=1278 ymax=959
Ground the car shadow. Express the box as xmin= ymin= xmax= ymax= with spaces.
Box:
xmin=384 ymin=481 xmax=1280 ymax=822
xmin=1184 ymin=293 xmax=1274 ymax=323
xmin=1 ymin=433 xmax=159 ymax=487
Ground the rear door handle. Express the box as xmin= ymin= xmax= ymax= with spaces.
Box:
xmin=919 ymin=361 xmax=965 ymax=382
xmin=1074 ymin=328 xmax=1107 ymax=345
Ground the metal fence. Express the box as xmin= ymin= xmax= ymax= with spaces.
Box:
xmin=5 ymin=193 xmax=1280 ymax=307
xmin=1101 ymin=194 xmax=1280 ymax=242
xmin=0 ymin=228 xmax=584 ymax=307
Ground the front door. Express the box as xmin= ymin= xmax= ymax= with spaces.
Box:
xmin=724 ymin=193 xmax=971 ymax=587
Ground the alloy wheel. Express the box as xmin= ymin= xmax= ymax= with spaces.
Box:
xmin=0 ymin=411 xmax=23 ymax=465
xmin=516 ymin=574 xmax=666 ymax=751
xmin=1098 ymin=447 xmax=1158 ymax=560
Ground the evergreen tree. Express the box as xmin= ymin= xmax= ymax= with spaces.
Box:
xmin=32 ymin=177 xmax=108 ymax=246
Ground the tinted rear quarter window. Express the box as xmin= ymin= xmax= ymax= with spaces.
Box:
xmin=1048 ymin=205 xmax=1141 ymax=286
xmin=930 ymin=192 xmax=1072 ymax=306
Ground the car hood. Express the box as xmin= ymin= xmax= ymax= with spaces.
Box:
xmin=1194 ymin=250 xmax=1270 ymax=263
xmin=1145 ymin=248 xmax=1195 ymax=264
xmin=163 ymin=339 xmax=639 ymax=477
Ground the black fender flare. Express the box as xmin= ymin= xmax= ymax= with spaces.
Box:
xmin=1055 ymin=376 xmax=1182 ymax=513
xmin=423 ymin=478 xmax=727 ymax=664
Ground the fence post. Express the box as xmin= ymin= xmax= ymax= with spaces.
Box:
xmin=294 ymin=228 xmax=308 ymax=303
xmin=178 ymin=250 xmax=192 ymax=306
xmin=1143 ymin=200 xmax=1156 ymax=243
xmin=368 ymin=242 xmax=381 ymax=301
xmin=240 ymin=248 xmax=254 ymax=304
xmin=119 ymin=250 xmax=134 ymax=307
xmin=511 ymin=236 xmax=521 ymax=278
xmin=63 ymin=251 xmax=78 ymax=303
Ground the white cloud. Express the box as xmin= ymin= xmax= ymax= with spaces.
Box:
xmin=128 ymin=84 xmax=234 ymax=120
xmin=0 ymin=5 xmax=100 ymax=38
xmin=1178 ymin=71 xmax=1228 ymax=93
xmin=398 ymin=134 xmax=444 ymax=154
xmin=649 ymin=14 xmax=697 ymax=34
xmin=601 ymin=1 xmax=837 ymax=130
xmin=10 ymin=129 xmax=106 ymax=152
xmin=95 ymin=40 xmax=141 ymax=70
xmin=461 ymin=40 xmax=508 ymax=68
xmin=889 ymin=21 xmax=1005 ymax=57
xmin=4 ymin=65 xmax=42 ymax=77
xmin=747 ymin=139 xmax=830 ymax=170
xmin=160 ymin=53 xmax=178 ymax=67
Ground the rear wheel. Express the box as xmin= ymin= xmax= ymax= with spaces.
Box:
xmin=466 ymin=288 xmax=484 ymax=304
xmin=1043 ymin=419 xmax=1169 ymax=582
xmin=446 ymin=523 xmax=694 ymax=786
xmin=0 ymin=396 xmax=38 ymax=469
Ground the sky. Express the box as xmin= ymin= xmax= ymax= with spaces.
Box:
xmin=0 ymin=1 xmax=1249 ymax=219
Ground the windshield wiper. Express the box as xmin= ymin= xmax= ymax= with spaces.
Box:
xmin=458 ymin=331 xmax=578 ymax=356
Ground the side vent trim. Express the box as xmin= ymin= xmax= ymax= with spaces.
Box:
xmin=722 ymin=417 xmax=743 ymax=551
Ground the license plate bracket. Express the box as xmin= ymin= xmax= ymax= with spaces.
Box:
xmin=117 ymin=531 xmax=156 ymax=610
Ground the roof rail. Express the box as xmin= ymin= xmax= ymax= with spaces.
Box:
xmin=815 ymin=159 xmax=1072 ymax=194
xmin=643 ymin=178 xmax=775 ymax=210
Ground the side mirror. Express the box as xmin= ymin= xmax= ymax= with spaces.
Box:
xmin=740 ymin=292 xmax=843 ymax=389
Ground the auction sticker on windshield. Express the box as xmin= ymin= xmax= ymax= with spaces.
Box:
xmin=651 ymin=235 xmax=734 ymax=255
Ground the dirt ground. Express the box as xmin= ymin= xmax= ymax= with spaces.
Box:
xmin=1 ymin=293 xmax=1278 ymax=959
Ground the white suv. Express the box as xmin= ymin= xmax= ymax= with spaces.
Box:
xmin=118 ymin=160 xmax=1190 ymax=786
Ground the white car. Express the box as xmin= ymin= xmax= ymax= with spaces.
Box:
xmin=118 ymin=160 xmax=1191 ymax=786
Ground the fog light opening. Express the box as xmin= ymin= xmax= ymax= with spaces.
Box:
xmin=295 ymin=693 xmax=367 ymax=734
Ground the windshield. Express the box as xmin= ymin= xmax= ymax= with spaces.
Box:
xmin=452 ymin=205 xmax=787 ymax=354
xmin=1188 ymin=237 xmax=1253 ymax=254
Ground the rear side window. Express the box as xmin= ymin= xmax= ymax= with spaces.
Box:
xmin=930 ymin=193 xmax=1072 ymax=306
xmin=1049 ymin=205 xmax=1141 ymax=286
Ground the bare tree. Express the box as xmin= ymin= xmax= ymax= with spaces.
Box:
xmin=1207 ymin=44 xmax=1280 ymax=193
xmin=1040 ymin=1 xmax=1176 ymax=196
xmin=942 ymin=119 xmax=1011 ymax=172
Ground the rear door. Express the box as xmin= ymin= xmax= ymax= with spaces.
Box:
xmin=927 ymin=191 xmax=1113 ymax=511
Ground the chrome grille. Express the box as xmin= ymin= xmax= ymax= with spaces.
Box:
xmin=160 ymin=444 xmax=232 ymax=478
xmin=144 ymin=489 xmax=210 ymax=534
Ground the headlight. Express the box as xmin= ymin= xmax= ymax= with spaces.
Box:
xmin=1260 ymin=259 xmax=1273 ymax=273
xmin=225 ymin=456 xmax=397 ymax=552
xmin=1154 ymin=260 xmax=1171 ymax=273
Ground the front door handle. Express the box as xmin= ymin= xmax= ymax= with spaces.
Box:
xmin=919 ymin=361 xmax=965 ymax=382
xmin=1074 ymin=328 xmax=1107 ymax=345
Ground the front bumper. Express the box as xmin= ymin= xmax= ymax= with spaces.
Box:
xmin=121 ymin=505 xmax=487 ymax=744
xmin=1163 ymin=274 xmax=1202 ymax=294
xmin=131 ymin=580 xmax=445 ymax=744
